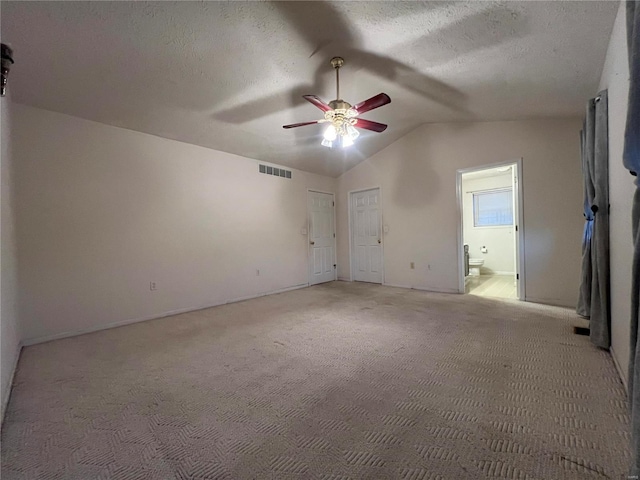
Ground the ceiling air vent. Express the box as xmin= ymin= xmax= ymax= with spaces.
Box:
xmin=259 ymin=164 xmax=291 ymax=179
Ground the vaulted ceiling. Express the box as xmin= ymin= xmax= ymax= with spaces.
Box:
xmin=2 ymin=1 xmax=617 ymax=177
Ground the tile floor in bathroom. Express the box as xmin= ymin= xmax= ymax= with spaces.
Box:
xmin=465 ymin=274 xmax=517 ymax=299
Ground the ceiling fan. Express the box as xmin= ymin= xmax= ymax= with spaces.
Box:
xmin=283 ymin=57 xmax=391 ymax=148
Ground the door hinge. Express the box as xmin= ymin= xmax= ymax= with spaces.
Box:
xmin=332 ymin=201 xmax=335 ymax=207
xmin=333 ymin=233 xmax=336 ymax=238
xmin=516 ymin=273 xmax=519 ymax=280
xmin=333 ymin=264 xmax=336 ymax=269
xmin=515 ymin=225 xmax=518 ymax=231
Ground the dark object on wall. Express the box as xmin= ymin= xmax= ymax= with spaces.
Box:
xmin=1 ymin=43 xmax=13 ymax=97
xmin=625 ymin=2 xmax=640 ymax=477
xmin=576 ymin=90 xmax=610 ymax=350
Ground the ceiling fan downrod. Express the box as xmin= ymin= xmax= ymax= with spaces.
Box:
xmin=330 ymin=56 xmax=344 ymax=101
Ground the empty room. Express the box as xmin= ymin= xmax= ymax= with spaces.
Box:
xmin=1 ymin=1 xmax=639 ymax=479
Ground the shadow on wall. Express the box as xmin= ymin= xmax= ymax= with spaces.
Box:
xmin=390 ymin=142 xmax=440 ymax=208
xmin=387 ymin=119 xmax=500 ymax=209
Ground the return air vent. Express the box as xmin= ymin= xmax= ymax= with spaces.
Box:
xmin=259 ymin=164 xmax=292 ymax=179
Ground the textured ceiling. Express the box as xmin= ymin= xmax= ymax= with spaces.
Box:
xmin=2 ymin=1 xmax=617 ymax=177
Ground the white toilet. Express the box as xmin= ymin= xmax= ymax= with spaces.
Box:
xmin=469 ymin=258 xmax=484 ymax=276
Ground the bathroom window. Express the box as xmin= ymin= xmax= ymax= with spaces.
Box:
xmin=473 ymin=188 xmax=513 ymax=227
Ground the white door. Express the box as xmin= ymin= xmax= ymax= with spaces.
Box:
xmin=351 ymin=188 xmax=383 ymax=283
xmin=308 ymin=191 xmax=336 ymax=285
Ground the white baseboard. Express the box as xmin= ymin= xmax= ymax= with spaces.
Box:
xmin=482 ymin=271 xmax=515 ymax=276
xmin=225 ymin=283 xmax=308 ymax=304
xmin=337 ymin=277 xmax=351 ymax=282
xmin=524 ymin=296 xmax=573 ymax=309
xmin=1 ymin=343 xmax=23 ymax=425
xmin=383 ymin=283 xmax=460 ymax=294
xmin=22 ymin=283 xmax=310 ymax=347
xmin=610 ymin=346 xmax=628 ymax=391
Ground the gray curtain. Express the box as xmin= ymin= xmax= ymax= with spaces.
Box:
xmin=577 ymin=121 xmax=595 ymax=318
xmin=576 ymin=91 xmax=610 ymax=349
xmin=624 ymin=1 xmax=639 ymax=476
xmin=631 ymin=190 xmax=640 ymax=477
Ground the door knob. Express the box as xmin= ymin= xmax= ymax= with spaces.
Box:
xmin=310 ymin=241 xmax=315 ymax=245
xmin=378 ymin=239 xmax=381 ymax=244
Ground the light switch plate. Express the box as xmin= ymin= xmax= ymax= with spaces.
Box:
xmin=383 ymin=225 xmax=389 ymax=233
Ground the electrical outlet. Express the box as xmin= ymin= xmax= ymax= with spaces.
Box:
xmin=150 ymin=281 xmax=157 ymax=291
xmin=410 ymin=262 xmax=415 ymax=269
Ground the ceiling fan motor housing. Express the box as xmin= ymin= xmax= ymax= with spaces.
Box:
xmin=325 ymin=100 xmax=357 ymax=130
xmin=328 ymin=100 xmax=352 ymax=111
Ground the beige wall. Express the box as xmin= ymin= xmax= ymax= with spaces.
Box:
xmin=599 ymin=1 xmax=632 ymax=384
xmin=1 ymin=93 xmax=20 ymax=419
xmin=13 ymin=104 xmax=336 ymax=343
xmin=462 ymin=173 xmax=515 ymax=274
xmin=337 ymin=118 xmax=583 ymax=307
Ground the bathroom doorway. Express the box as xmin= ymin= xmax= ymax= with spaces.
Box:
xmin=456 ymin=159 xmax=524 ymax=300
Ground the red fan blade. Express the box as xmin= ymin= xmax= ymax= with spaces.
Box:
xmin=283 ymin=121 xmax=320 ymax=129
xmin=354 ymin=118 xmax=387 ymax=133
xmin=353 ymin=93 xmax=391 ymax=115
xmin=303 ymin=95 xmax=332 ymax=112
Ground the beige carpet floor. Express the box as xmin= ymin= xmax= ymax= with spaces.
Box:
xmin=1 ymin=282 xmax=632 ymax=479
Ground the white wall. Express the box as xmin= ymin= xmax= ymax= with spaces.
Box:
xmin=337 ymin=118 xmax=583 ymax=307
xmin=1 ymin=93 xmax=20 ymax=419
xmin=13 ymin=104 xmax=336 ymax=343
xmin=462 ymin=173 xmax=515 ymax=274
xmin=599 ymin=1 xmax=632 ymax=384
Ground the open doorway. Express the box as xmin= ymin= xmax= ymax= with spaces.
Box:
xmin=457 ymin=159 xmax=524 ymax=300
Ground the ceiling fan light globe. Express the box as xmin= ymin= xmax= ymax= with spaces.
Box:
xmin=346 ymin=124 xmax=360 ymax=140
xmin=323 ymin=125 xmax=337 ymax=141
xmin=321 ymin=138 xmax=333 ymax=148
xmin=342 ymin=135 xmax=354 ymax=148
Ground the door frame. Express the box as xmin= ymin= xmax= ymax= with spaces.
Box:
xmin=348 ymin=186 xmax=384 ymax=283
xmin=455 ymin=158 xmax=525 ymax=300
xmin=307 ymin=189 xmax=337 ymax=285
